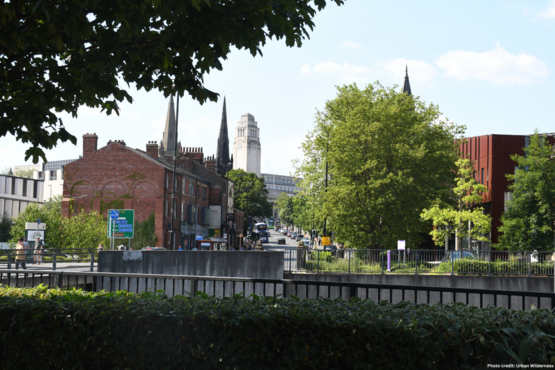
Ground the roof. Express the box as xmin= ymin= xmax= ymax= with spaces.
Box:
xmin=122 ymin=145 xmax=211 ymax=184
xmin=402 ymin=65 xmax=412 ymax=96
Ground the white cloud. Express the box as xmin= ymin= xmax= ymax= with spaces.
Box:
xmin=436 ymin=45 xmax=550 ymax=85
xmin=375 ymin=58 xmax=438 ymax=86
xmin=539 ymin=0 xmax=555 ymax=18
xmin=341 ymin=41 xmax=363 ymax=50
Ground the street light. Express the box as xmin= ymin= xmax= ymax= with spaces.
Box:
xmin=66 ymin=195 xmax=88 ymax=217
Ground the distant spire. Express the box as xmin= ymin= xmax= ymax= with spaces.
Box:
xmin=162 ymin=95 xmax=177 ymax=154
xmin=216 ymin=96 xmax=232 ymax=176
xmin=402 ymin=65 xmax=412 ymax=96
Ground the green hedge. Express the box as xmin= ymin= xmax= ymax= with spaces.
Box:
xmin=1 ymin=286 xmax=555 ymax=369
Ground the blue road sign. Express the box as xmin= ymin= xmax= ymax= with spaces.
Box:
xmin=110 ymin=210 xmax=120 ymax=220
xmin=37 ymin=218 xmax=41 ymax=225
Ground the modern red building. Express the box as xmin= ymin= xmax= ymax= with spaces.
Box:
xmin=457 ymin=134 xmax=555 ymax=249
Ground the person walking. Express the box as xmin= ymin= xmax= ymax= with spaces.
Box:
xmin=15 ymin=238 xmax=27 ymax=270
xmin=34 ymin=237 xmax=44 ymax=265
xmin=97 ymin=244 xmax=104 ymax=251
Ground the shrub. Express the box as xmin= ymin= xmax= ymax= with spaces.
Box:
xmin=0 ymin=286 xmax=555 ymax=369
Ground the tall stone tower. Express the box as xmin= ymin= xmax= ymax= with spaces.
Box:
xmin=216 ymin=97 xmax=233 ymax=176
xmin=402 ymin=65 xmax=412 ymax=96
xmin=159 ymin=95 xmax=181 ymax=158
xmin=232 ymin=113 xmax=261 ymax=176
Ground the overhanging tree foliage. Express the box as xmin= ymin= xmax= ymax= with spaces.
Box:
xmin=227 ymin=169 xmax=272 ymax=220
xmin=296 ymin=83 xmax=465 ymax=249
xmin=498 ymin=132 xmax=555 ymax=251
xmin=1 ymin=0 xmax=344 ymax=163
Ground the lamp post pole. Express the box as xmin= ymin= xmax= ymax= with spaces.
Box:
xmin=170 ymin=92 xmax=180 ymax=251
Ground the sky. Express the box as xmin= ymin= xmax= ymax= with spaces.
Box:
xmin=2 ymin=0 xmax=555 ymax=176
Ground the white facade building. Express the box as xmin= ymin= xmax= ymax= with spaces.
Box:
xmin=232 ymin=113 xmax=261 ymax=176
xmin=14 ymin=159 xmax=78 ymax=202
xmin=0 ymin=175 xmax=44 ymax=219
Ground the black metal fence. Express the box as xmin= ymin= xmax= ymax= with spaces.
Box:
xmin=0 ymin=249 xmax=96 ymax=271
xmin=284 ymin=248 xmax=555 ymax=276
xmin=1 ymin=269 xmax=553 ymax=311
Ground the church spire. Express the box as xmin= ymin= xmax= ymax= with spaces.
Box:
xmin=402 ymin=65 xmax=412 ymax=96
xmin=162 ymin=95 xmax=177 ymax=155
xmin=216 ymin=96 xmax=231 ymax=176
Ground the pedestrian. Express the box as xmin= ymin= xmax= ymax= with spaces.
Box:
xmin=117 ymin=243 xmax=126 ymax=251
xmin=97 ymin=243 xmax=104 ymax=251
xmin=178 ymin=246 xmax=183 ymax=251
xmin=34 ymin=237 xmax=44 ymax=265
xmin=15 ymin=238 xmax=27 ymax=270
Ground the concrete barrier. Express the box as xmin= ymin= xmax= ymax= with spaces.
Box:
xmin=98 ymin=251 xmax=283 ymax=279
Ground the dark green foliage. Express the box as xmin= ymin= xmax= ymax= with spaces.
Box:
xmin=133 ymin=213 xmax=158 ymax=250
xmin=1 ymin=286 xmax=555 ymax=369
xmin=0 ymin=212 xmax=12 ymax=243
xmin=0 ymin=0 xmax=344 ymax=163
xmin=228 ymin=169 xmax=272 ymax=220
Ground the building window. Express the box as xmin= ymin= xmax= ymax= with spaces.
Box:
xmin=481 ymin=168 xmax=484 ymax=184
xmin=189 ymin=181 xmax=194 ymax=196
xmin=50 ymin=171 xmax=57 ymax=181
xmin=202 ymin=186 xmax=207 ymax=200
xmin=504 ymin=192 xmax=512 ymax=212
xmin=187 ymin=204 xmax=193 ymax=223
xmin=182 ymin=179 xmax=186 ymax=195
xmin=166 ymin=174 xmax=169 ymax=189
xmin=165 ymin=199 xmax=169 ymax=218
xmin=181 ymin=203 xmax=185 ymax=221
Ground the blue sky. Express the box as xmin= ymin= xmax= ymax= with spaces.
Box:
xmin=2 ymin=0 xmax=554 ymax=176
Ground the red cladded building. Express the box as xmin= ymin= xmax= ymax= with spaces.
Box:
xmin=455 ymin=134 xmax=555 ymax=250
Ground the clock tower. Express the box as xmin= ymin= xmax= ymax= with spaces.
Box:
xmin=232 ymin=113 xmax=261 ymax=176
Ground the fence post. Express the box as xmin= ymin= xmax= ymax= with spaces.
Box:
xmin=381 ymin=250 xmax=384 ymax=275
xmin=451 ymin=253 xmax=454 ymax=276
xmin=191 ymin=278 xmax=199 ymax=297
xmin=52 ymin=254 xmax=56 ymax=271
xmin=415 ymin=251 xmax=418 ymax=275
xmin=90 ymin=252 xmax=94 ymax=272
xmin=348 ymin=250 xmax=351 ymax=274
xmin=488 ymin=251 xmax=492 ymax=276
xmin=528 ymin=251 xmax=532 ymax=277
xmin=317 ymin=250 xmax=320 ymax=274
xmin=349 ymin=285 xmax=357 ymax=301
xmin=7 ymin=254 xmax=11 ymax=270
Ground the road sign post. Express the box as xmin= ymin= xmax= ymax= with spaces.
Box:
xmin=109 ymin=210 xmax=119 ymax=250
xmin=108 ymin=210 xmax=135 ymax=250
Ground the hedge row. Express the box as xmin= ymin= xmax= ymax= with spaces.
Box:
xmin=1 ymin=286 xmax=555 ymax=369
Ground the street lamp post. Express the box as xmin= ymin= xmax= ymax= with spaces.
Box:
xmin=170 ymin=91 xmax=181 ymax=251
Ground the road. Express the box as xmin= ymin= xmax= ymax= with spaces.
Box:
xmin=263 ymin=229 xmax=310 ymax=272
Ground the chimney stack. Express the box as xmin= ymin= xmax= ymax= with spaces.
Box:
xmin=146 ymin=141 xmax=159 ymax=159
xmin=83 ymin=133 xmax=98 ymax=157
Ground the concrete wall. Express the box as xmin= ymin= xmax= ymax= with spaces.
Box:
xmin=284 ymin=273 xmax=554 ymax=311
xmin=98 ymin=250 xmax=283 ymax=279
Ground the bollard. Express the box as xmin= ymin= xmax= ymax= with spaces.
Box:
xmin=7 ymin=254 xmax=12 ymax=270
xmin=52 ymin=254 xmax=56 ymax=271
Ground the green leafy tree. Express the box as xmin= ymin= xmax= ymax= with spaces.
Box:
xmin=1 ymin=167 xmax=13 ymax=175
xmin=1 ymin=0 xmax=344 ymax=163
xmin=296 ymin=82 xmax=465 ymax=249
xmin=228 ymin=169 xmax=272 ymax=220
xmin=9 ymin=196 xmax=63 ymax=248
xmin=421 ymin=158 xmax=491 ymax=250
xmin=278 ymin=195 xmax=295 ymax=227
xmin=60 ymin=211 xmax=110 ymax=249
xmin=497 ymin=132 xmax=555 ymax=251
xmin=0 ymin=212 xmax=12 ymax=243
xmin=13 ymin=169 xmax=34 ymax=179
xmin=133 ymin=213 xmax=158 ymax=250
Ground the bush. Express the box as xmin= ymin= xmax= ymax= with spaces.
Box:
xmin=1 ymin=286 xmax=555 ymax=369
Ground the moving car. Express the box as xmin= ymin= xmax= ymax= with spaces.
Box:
xmin=291 ymin=232 xmax=298 ymax=239
xmin=302 ymin=238 xmax=310 ymax=248
xmin=323 ymin=244 xmax=343 ymax=257
xmin=295 ymin=234 xmax=304 ymax=242
xmin=277 ymin=238 xmax=286 ymax=245
xmin=141 ymin=247 xmax=167 ymax=251
xmin=287 ymin=231 xmax=292 ymax=237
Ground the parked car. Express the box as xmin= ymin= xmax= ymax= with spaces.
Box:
xmin=287 ymin=231 xmax=292 ymax=237
xmin=277 ymin=238 xmax=286 ymax=245
xmin=282 ymin=229 xmax=288 ymax=235
xmin=291 ymin=232 xmax=298 ymax=239
xmin=441 ymin=250 xmax=475 ymax=262
xmin=302 ymin=238 xmax=310 ymax=248
xmin=295 ymin=234 xmax=303 ymax=242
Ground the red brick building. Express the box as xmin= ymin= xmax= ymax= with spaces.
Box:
xmin=63 ymin=135 xmax=212 ymax=249
xmin=456 ymin=134 xmax=555 ymax=249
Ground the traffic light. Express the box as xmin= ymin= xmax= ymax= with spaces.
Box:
xmin=311 ymin=229 xmax=317 ymax=239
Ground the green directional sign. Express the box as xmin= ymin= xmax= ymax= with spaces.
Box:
xmin=107 ymin=209 xmax=135 ymax=238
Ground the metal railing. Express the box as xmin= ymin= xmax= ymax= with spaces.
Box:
xmin=0 ymin=250 xmax=96 ymax=271
xmin=285 ymin=248 xmax=555 ymax=276
xmin=0 ymin=269 xmax=553 ymax=311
